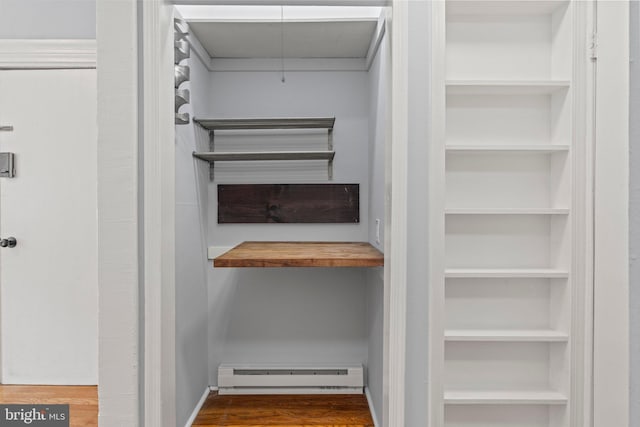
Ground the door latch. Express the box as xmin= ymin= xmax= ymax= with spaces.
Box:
xmin=0 ymin=152 xmax=15 ymax=178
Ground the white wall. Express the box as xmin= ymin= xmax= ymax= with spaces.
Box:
xmin=366 ymin=22 xmax=389 ymax=427
xmin=175 ymin=32 xmax=210 ymax=427
xmin=0 ymin=0 xmax=95 ymax=39
xmin=206 ymin=69 xmax=371 ymax=384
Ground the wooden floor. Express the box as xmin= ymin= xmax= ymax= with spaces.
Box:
xmin=193 ymin=393 xmax=375 ymax=427
xmin=0 ymin=385 xmax=97 ymax=427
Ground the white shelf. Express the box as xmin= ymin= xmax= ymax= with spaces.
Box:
xmin=445 ymin=329 xmax=569 ymax=342
xmin=444 ymin=390 xmax=568 ymax=405
xmin=446 ymin=0 xmax=570 ymax=17
xmin=446 ymin=80 xmax=570 ymax=95
xmin=445 ymin=268 xmax=569 ymax=279
xmin=192 ymin=151 xmax=335 ymax=162
xmin=445 ymin=208 xmax=569 ymax=215
xmin=446 ymin=145 xmax=570 ymax=153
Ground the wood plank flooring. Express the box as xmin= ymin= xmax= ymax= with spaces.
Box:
xmin=0 ymin=385 xmax=97 ymax=427
xmin=192 ymin=393 xmax=375 ymax=427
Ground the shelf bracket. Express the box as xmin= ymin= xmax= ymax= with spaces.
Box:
xmin=328 ymin=128 xmax=334 ymax=180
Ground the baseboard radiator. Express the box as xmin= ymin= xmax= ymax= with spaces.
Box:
xmin=217 ymin=364 xmax=364 ymax=395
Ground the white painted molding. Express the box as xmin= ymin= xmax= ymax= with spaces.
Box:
xmin=427 ymin=2 xmax=446 ymax=427
xmin=593 ymin=1 xmax=630 ymax=426
xmin=365 ymin=387 xmax=380 ymax=427
xmin=184 ymin=387 xmax=211 ymax=427
xmin=0 ymin=40 xmax=96 ymax=69
xmin=143 ymin=1 xmax=177 ymax=427
xmin=365 ymin=14 xmax=386 ymax=71
xmin=210 ymin=57 xmax=367 ymax=72
xmin=389 ymin=1 xmax=408 ymax=426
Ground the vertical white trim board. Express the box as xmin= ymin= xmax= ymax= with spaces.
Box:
xmin=389 ymin=1 xmax=409 ymax=426
xmin=96 ymin=0 xmax=140 ymax=425
xmin=142 ymin=1 xmax=177 ymax=426
xmin=427 ymin=1 xmax=446 ymax=426
xmin=593 ymin=1 xmax=630 ymax=426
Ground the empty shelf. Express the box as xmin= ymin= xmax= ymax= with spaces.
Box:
xmin=444 ymin=390 xmax=568 ymax=405
xmin=446 ymin=0 xmax=569 ymax=16
xmin=193 ymin=151 xmax=335 ymax=162
xmin=446 ymin=80 xmax=570 ymax=95
xmin=445 ymin=208 xmax=570 ymax=215
xmin=445 ymin=329 xmax=569 ymax=342
xmin=194 ymin=117 xmax=335 ymax=130
xmin=214 ymin=241 xmax=384 ymax=268
xmin=445 ymin=268 xmax=569 ymax=278
xmin=446 ymin=145 xmax=570 ymax=153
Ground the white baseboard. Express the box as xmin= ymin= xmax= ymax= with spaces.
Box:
xmin=365 ymin=387 xmax=380 ymax=427
xmin=184 ymin=386 xmax=214 ymax=427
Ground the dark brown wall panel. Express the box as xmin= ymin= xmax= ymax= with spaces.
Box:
xmin=218 ymin=184 xmax=359 ymax=224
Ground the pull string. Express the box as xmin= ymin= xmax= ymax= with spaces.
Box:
xmin=280 ymin=5 xmax=286 ymax=83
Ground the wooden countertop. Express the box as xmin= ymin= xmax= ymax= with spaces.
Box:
xmin=213 ymin=241 xmax=384 ymax=268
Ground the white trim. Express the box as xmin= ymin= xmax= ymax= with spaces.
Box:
xmin=210 ymin=57 xmax=367 ymax=72
xmin=142 ymin=1 xmax=177 ymax=426
xmin=0 ymin=40 xmax=96 ymax=69
xmin=592 ymin=1 xmax=629 ymax=426
xmin=571 ymin=2 xmax=593 ymax=426
xmin=184 ymin=387 xmax=211 ymax=427
xmin=173 ymin=0 xmax=388 ymax=5
xmin=427 ymin=2 xmax=446 ymax=427
xmin=365 ymin=387 xmax=380 ymax=427
xmin=389 ymin=1 xmax=408 ymax=426
xmin=187 ymin=32 xmax=214 ymax=72
xmin=365 ymin=14 xmax=386 ymax=71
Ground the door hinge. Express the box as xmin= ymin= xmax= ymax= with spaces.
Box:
xmin=590 ymin=32 xmax=598 ymax=60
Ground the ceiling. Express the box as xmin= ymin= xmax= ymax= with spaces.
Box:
xmin=178 ymin=6 xmax=383 ymax=59
xmin=189 ymin=20 xmax=378 ymax=59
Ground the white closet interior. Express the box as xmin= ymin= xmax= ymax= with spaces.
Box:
xmin=173 ymin=5 xmax=389 ymax=426
xmin=434 ymin=1 xmax=590 ymax=426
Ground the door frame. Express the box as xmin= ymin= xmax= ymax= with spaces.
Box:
xmin=138 ymin=1 xmax=404 ymax=426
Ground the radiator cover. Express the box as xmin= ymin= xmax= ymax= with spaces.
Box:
xmin=217 ymin=363 xmax=364 ymax=395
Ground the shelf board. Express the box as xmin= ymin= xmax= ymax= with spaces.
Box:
xmin=445 ymin=268 xmax=569 ymax=278
xmin=193 ymin=151 xmax=335 ymax=162
xmin=446 ymin=80 xmax=570 ymax=95
xmin=194 ymin=117 xmax=335 ymax=130
xmin=445 ymin=208 xmax=569 ymax=215
xmin=446 ymin=144 xmax=570 ymax=153
xmin=445 ymin=329 xmax=569 ymax=342
xmin=444 ymin=390 xmax=568 ymax=405
xmin=446 ymin=0 xmax=569 ymax=17
xmin=213 ymin=241 xmax=384 ymax=268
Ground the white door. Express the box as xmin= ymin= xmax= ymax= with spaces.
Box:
xmin=0 ymin=69 xmax=98 ymax=384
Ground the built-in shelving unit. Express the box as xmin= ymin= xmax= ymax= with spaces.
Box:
xmin=213 ymin=241 xmax=384 ymax=268
xmin=193 ymin=117 xmax=336 ymax=179
xmin=435 ymin=1 xmax=586 ymax=426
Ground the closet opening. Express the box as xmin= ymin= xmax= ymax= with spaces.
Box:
xmin=173 ymin=4 xmax=390 ymax=426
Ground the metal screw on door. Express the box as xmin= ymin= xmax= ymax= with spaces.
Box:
xmin=0 ymin=237 xmax=17 ymax=248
